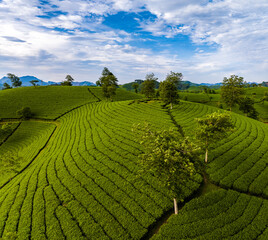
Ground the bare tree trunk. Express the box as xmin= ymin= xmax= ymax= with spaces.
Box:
xmin=205 ymin=148 xmax=208 ymax=163
xmin=174 ymin=198 xmax=178 ymax=214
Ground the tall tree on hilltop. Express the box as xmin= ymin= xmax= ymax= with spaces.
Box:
xmin=132 ymin=82 xmax=139 ymax=93
xmin=160 ymin=71 xmax=182 ymax=109
xmin=30 ymin=80 xmax=39 ymax=88
xmin=3 ymin=83 xmax=12 ymax=90
xmin=61 ymin=75 xmax=74 ymax=86
xmin=7 ymin=73 xmax=22 ymax=87
xmin=196 ymin=112 xmax=234 ymax=163
xmin=221 ymin=75 xmax=245 ymax=111
xmin=96 ymin=67 xmax=118 ymax=100
xmin=141 ymin=73 xmax=157 ymax=98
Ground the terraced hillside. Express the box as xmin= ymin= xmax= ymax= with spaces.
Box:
xmin=153 ymin=189 xmax=268 ymax=239
xmin=0 ymin=89 xmax=267 ymax=239
xmin=172 ymin=101 xmax=268 ymax=197
xmin=0 ymin=101 xmax=201 ymax=239
xmin=0 ymin=86 xmax=142 ymax=119
xmin=0 ymin=121 xmax=56 ymax=187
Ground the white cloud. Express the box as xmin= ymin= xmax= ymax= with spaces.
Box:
xmin=0 ymin=0 xmax=267 ymax=83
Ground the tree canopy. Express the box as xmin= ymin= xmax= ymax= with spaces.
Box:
xmin=159 ymin=71 xmax=182 ymax=109
xmin=61 ymin=75 xmax=74 ymax=86
xmin=7 ymin=73 xmax=22 ymax=88
xmin=96 ymin=67 xmax=118 ymax=100
xmin=196 ymin=112 xmax=234 ymax=163
xmin=133 ymin=123 xmax=200 ymax=214
xmin=2 ymin=82 xmax=12 ymax=90
xmin=30 ymin=80 xmax=39 ymax=87
xmin=141 ymin=73 xmax=157 ymax=98
xmin=221 ymin=75 xmax=245 ymax=111
xmin=239 ymin=97 xmax=258 ymax=119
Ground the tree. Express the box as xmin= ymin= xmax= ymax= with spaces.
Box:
xmin=2 ymin=83 xmax=12 ymax=90
xmin=132 ymin=82 xmax=139 ymax=93
xmin=239 ymin=97 xmax=258 ymax=119
xmin=165 ymin=71 xmax=183 ymax=86
xmin=196 ymin=112 xmax=234 ymax=163
xmin=17 ymin=107 xmax=33 ymax=119
xmin=7 ymin=73 xmax=22 ymax=87
xmin=159 ymin=71 xmax=182 ymax=109
xmin=61 ymin=75 xmax=74 ymax=86
xmin=221 ymin=75 xmax=245 ymax=111
xmin=96 ymin=67 xmax=118 ymax=100
xmin=133 ymin=123 xmax=200 ymax=214
xmin=30 ymin=80 xmax=39 ymax=88
xmin=141 ymin=73 xmax=157 ymax=98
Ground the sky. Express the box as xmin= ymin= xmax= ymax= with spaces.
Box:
xmin=0 ymin=0 xmax=267 ymax=84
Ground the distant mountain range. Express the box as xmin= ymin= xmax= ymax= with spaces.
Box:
xmin=0 ymin=75 xmax=266 ymax=90
xmin=0 ymin=76 xmax=95 ymax=88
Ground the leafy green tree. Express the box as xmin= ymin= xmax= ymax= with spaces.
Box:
xmin=141 ymin=73 xmax=157 ymax=98
xmin=30 ymin=80 xmax=39 ymax=87
xmin=96 ymin=67 xmax=118 ymax=100
xmin=2 ymin=83 xmax=12 ymax=90
xmin=166 ymin=71 xmax=183 ymax=85
xmin=159 ymin=72 xmax=182 ymax=109
xmin=239 ymin=97 xmax=258 ymax=119
xmin=7 ymin=73 xmax=22 ymax=87
xmin=17 ymin=107 xmax=33 ymax=119
xmin=196 ymin=112 xmax=234 ymax=163
xmin=133 ymin=123 xmax=200 ymax=214
xmin=132 ymin=82 xmax=139 ymax=93
xmin=221 ymin=75 xmax=245 ymax=111
xmin=61 ymin=75 xmax=74 ymax=86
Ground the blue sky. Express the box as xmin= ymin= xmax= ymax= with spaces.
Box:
xmin=0 ymin=0 xmax=267 ymax=84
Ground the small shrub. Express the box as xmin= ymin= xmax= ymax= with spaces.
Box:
xmin=17 ymin=107 xmax=33 ymax=119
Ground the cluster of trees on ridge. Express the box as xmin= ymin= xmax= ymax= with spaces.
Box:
xmin=2 ymin=73 xmax=75 ymax=89
xmin=96 ymin=68 xmax=266 ymax=119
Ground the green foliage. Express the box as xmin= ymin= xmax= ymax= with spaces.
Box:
xmin=0 ymin=152 xmax=21 ymax=174
xmin=16 ymin=107 xmax=33 ymax=119
xmin=61 ymin=75 xmax=74 ymax=86
xmin=141 ymin=73 xmax=157 ymax=98
xmin=0 ymin=86 xmax=143 ymax=120
xmin=239 ymin=97 xmax=259 ymax=119
xmin=134 ymin=123 xmax=200 ymax=200
xmin=221 ymin=75 xmax=245 ymax=111
xmin=132 ymin=82 xmax=139 ymax=93
xmin=0 ymin=122 xmax=56 ymax=187
xmin=196 ymin=112 xmax=234 ymax=146
xmin=2 ymin=83 xmax=12 ymax=90
xmin=7 ymin=73 xmax=22 ymax=88
xmin=159 ymin=72 xmax=182 ymax=109
xmin=96 ymin=67 xmax=118 ymax=100
xmin=153 ymin=189 xmax=268 ymax=240
xmin=165 ymin=71 xmax=183 ymax=86
xmin=29 ymin=80 xmax=39 ymax=87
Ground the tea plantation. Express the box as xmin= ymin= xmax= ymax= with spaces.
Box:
xmin=0 ymin=86 xmax=267 ymax=239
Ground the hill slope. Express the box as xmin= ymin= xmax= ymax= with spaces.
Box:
xmin=0 ymin=88 xmax=267 ymax=239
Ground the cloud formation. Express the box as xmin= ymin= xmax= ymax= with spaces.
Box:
xmin=0 ymin=0 xmax=267 ymax=83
